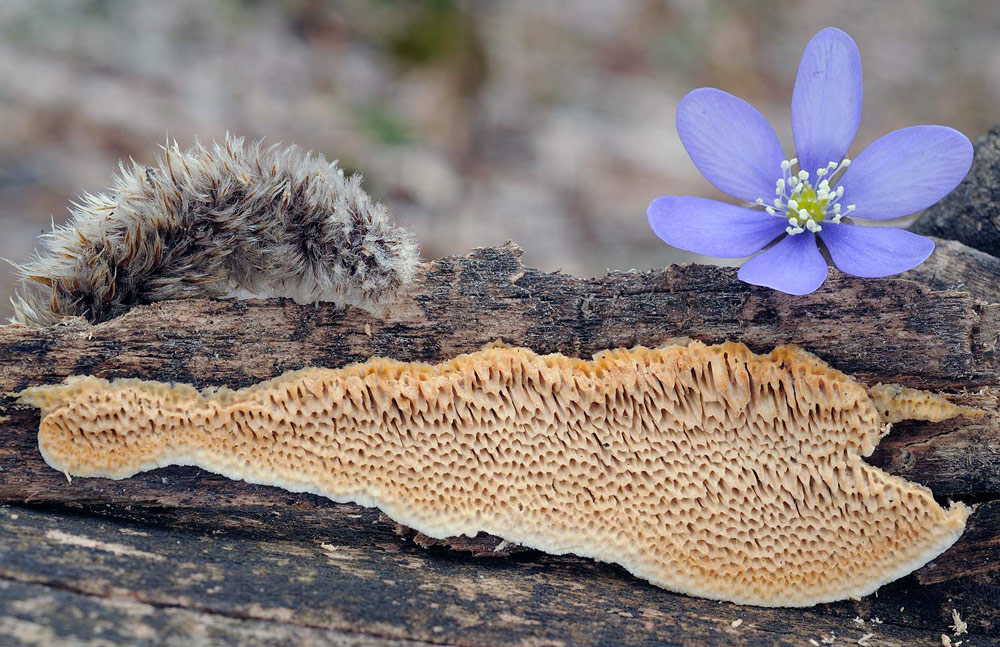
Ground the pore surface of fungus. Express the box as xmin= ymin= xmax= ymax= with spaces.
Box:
xmin=20 ymin=340 xmax=974 ymax=607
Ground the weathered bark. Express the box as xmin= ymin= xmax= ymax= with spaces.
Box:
xmin=1 ymin=244 xmax=997 ymax=392
xmin=901 ymin=236 xmax=1000 ymax=303
xmin=912 ymin=124 xmax=1000 ymax=259
xmin=1 ymin=241 xmax=999 ymax=646
xmin=1 ymin=500 xmax=996 ymax=647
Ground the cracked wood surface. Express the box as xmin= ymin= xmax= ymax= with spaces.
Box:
xmin=913 ymin=125 xmax=1000 ymax=261
xmin=1 ymin=502 xmax=996 ymax=647
xmin=1 ymin=241 xmax=999 ymax=646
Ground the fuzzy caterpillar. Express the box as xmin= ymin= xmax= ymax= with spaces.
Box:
xmin=10 ymin=136 xmax=420 ymax=326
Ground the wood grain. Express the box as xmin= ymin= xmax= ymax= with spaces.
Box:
xmin=913 ymin=124 xmax=1000 ymax=261
xmin=1 ymin=241 xmax=998 ymax=646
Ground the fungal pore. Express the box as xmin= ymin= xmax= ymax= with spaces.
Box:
xmin=19 ymin=340 xmax=977 ymax=607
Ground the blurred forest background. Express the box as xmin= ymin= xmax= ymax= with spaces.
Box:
xmin=1 ymin=0 xmax=999 ymax=321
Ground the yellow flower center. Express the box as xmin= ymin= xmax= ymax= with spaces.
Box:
xmin=755 ymin=157 xmax=856 ymax=236
xmin=788 ymin=184 xmax=828 ymax=227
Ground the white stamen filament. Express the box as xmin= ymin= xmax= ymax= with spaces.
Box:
xmin=753 ymin=157 xmax=853 ymax=235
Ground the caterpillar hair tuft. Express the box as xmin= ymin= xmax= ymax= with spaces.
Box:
xmin=10 ymin=135 xmax=421 ymax=326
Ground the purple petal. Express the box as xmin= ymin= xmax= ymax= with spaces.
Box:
xmin=818 ymin=222 xmax=934 ymax=277
xmin=647 ymin=196 xmax=787 ymax=258
xmin=791 ymin=27 xmax=863 ymax=175
xmin=737 ymin=233 xmax=828 ymax=295
xmin=676 ymin=88 xmax=785 ymax=203
xmin=837 ymin=126 xmax=973 ymax=220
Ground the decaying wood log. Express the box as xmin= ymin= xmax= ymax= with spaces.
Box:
xmin=913 ymin=124 xmax=1000 ymax=259
xmin=901 ymin=236 xmax=1000 ymax=303
xmin=1 ymin=240 xmax=999 ymax=646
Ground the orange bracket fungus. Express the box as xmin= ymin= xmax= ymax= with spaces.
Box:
xmin=19 ymin=340 xmax=978 ymax=607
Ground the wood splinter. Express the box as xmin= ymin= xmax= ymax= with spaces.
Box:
xmin=18 ymin=339 xmax=981 ymax=607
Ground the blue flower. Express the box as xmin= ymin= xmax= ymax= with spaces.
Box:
xmin=647 ymin=27 xmax=974 ymax=295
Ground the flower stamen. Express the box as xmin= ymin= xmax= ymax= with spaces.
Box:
xmin=757 ymin=157 xmax=852 ymax=234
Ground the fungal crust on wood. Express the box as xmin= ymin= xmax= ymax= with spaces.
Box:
xmin=18 ymin=339 xmax=975 ymax=607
